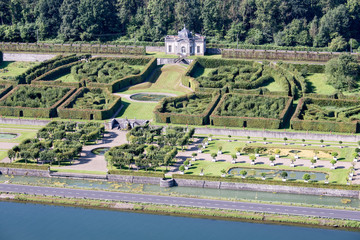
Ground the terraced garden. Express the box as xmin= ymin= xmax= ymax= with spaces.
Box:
xmin=71 ymin=59 xmax=143 ymax=84
xmin=71 ymin=88 xmax=113 ymax=110
xmin=0 ymin=85 xmax=70 ymax=108
xmin=0 ymin=61 xmax=37 ymax=82
xmin=214 ymin=94 xmax=287 ymax=118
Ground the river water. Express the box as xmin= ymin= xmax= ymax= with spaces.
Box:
xmin=0 ymin=175 xmax=359 ymax=208
xmin=0 ymin=202 xmax=358 ymax=240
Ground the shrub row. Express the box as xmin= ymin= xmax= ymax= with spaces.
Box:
xmin=32 ymin=61 xmax=83 ymax=88
xmin=196 ymin=57 xmax=254 ymax=68
xmin=0 ymin=85 xmax=76 ymax=118
xmin=221 ymin=49 xmax=360 ymax=62
xmin=0 ymin=162 xmax=49 ymax=170
xmin=154 ymin=93 xmax=220 ymax=125
xmin=172 ymin=174 xmax=360 ymax=190
xmin=108 ymin=169 xmax=165 ymax=178
xmin=210 ymin=94 xmax=293 ymax=129
xmin=291 ymin=98 xmax=360 ymax=133
xmin=16 ymin=54 xmax=90 ymax=84
xmin=0 ymin=42 xmax=146 ymax=55
xmin=207 ymin=43 xmax=332 ymax=52
xmin=85 ymin=57 xmax=157 ymax=92
xmin=58 ymin=87 xmax=122 ymax=120
xmin=0 ymin=50 xmax=3 ymax=63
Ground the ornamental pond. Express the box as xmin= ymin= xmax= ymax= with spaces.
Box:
xmin=0 ymin=202 xmax=359 ymax=240
xmin=0 ymin=175 xmax=358 ymax=209
xmin=129 ymin=93 xmax=171 ymax=102
xmin=0 ymin=133 xmax=17 ymax=139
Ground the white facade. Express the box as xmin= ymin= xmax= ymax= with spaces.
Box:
xmin=165 ymin=26 xmax=206 ymax=56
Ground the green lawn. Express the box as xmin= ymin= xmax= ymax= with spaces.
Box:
xmin=0 ymin=128 xmax=38 ymax=143
xmin=120 ymin=65 xmax=192 ymax=95
xmin=184 ymin=160 xmax=348 ymax=184
xmin=0 ymin=61 xmax=37 ymax=77
xmin=0 ymin=151 xmax=7 ymax=161
xmin=306 ymin=73 xmax=336 ymax=95
xmin=56 ymin=73 xmax=77 ymax=82
xmin=200 ymin=139 xmax=354 ymax=162
xmin=116 ymin=98 xmax=157 ymax=120
xmin=0 ymin=124 xmax=43 ymax=130
xmin=262 ymin=80 xmax=286 ymax=92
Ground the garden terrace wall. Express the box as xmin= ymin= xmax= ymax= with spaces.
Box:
xmin=0 ymin=42 xmax=145 ymax=55
xmin=58 ymin=87 xmax=122 ymax=120
xmin=291 ymin=98 xmax=360 ymax=133
xmin=222 ymin=49 xmax=360 ymax=62
xmin=83 ymin=57 xmax=157 ymax=92
xmin=0 ymin=85 xmax=76 ymax=118
xmin=154 ymin=93 xmax=221 ymax=125
xmin=210 ymin=94 xmax=293 ymax=129
xmin=32 ymin=61 xmax=84 ymax=88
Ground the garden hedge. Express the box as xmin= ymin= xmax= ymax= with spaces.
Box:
xmin=221 ymin=49 xmax=359 ymax=62
xmin=0 ymin=42 xmax=145 ymax=55
xmin=0 ymin=50 xmax=3 ymax=63
xmin=172 ymin=174 xmax=360 ymax=190
xmin=291 ymin=97 xmax=360 ymax=133
xmin=0 ymin=85 xmax=76 ymax=118
xmin=15 ymin=54 xmax=90 ymax=84
xmin=83 ymin=57 xmax=157 ymax=92
xmin=154 ymin=93 xmax=221 ymax=125
xmin=210 ymin=94 xmax=293 ymax=129
xmin=58 ymin=87 xmax=122 ymax=120
xmin=32 ymin=61 xmax=84 ymax=88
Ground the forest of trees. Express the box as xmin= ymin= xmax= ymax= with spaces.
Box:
xmin=0 ymin=0 xmax=360 ymax=51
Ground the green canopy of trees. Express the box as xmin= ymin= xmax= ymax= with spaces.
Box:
xmin=0 ymin=0 xmax=359 ymax=51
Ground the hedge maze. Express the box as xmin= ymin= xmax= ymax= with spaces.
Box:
xmin=58 ymin=87 xmax=122 ymax=120
xmin=210 ymin=94 xmax=293 ymax=129
xmin=154 ymin=93 xmax=220 ymax=125
xmin=0 ymin=54 xmax=159 ymax=120
xmin=0 ymin=85 xmax=76 ymax=118
xmin=291 ymin=97 xmax=360 ymax=133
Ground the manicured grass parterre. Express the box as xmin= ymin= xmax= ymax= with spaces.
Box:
xmin=122 ymin=64 xmax=191 ymax=95
xmin=116 ymin=98 xmax=157 ymax=120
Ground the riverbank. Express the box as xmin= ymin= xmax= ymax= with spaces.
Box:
xmin=1 ymin=193 xmax=359 ymax=230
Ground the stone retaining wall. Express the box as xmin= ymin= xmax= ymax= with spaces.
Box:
xmin=0 ymin=167 xmax=50 ymax=177
xmin=107 ymin=174 xmax=160 ymax=185
xmin=195 ymin=128 xmax=360 ymax=142
xmin=173 ymin=178 xmax=360 ymax=198
xmin=157 ymin=58 xmax=193 ymax=65
xmin=50 ymin=172 xmax=107 ymax=180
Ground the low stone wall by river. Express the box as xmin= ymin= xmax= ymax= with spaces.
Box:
xmin=0 ymin=167 xmax=50 ymax=177
xmin=1 ymin=168 xmax=358 ymax=199
xmin=107 ymin=174 xmax=160 ymax=185
xmin=173 ymin=178 xmax=360 ymax=199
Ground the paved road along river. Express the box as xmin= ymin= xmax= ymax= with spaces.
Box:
xmin=1 ymin=183 xmax=359 ymax=221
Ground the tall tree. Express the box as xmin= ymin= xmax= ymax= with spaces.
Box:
xmin=76 ymin=0 xmax=119 ymax=40
xmin=58 ymin=0 xmax=80 ymax=41
xmin=35 ymin=0 xmax=63 ymax=39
